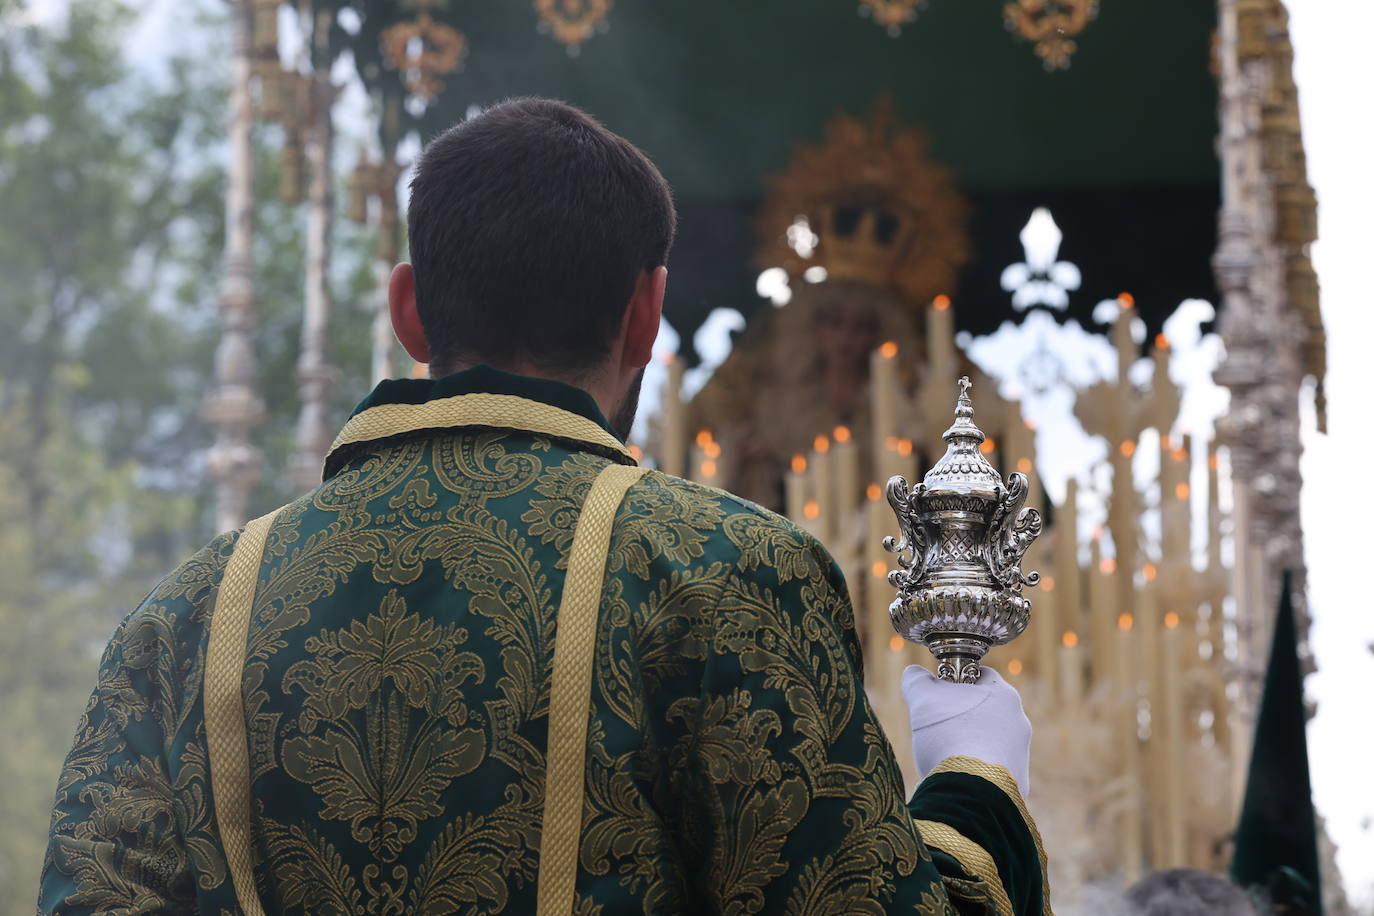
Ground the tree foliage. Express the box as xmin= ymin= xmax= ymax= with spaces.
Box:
xmin=0 ymin=0 xmax=378 ymax=907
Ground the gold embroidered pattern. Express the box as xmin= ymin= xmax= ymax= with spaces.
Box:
xmin=327 ymin=392 xmax=635 ymax=472
xmin=44 ymin=396 xmax=1043 ymax=913
xmin=930 ymin=755 xmax=1053 ymax=915
xmin=914 ymin=819 xmax=1013 ymax=916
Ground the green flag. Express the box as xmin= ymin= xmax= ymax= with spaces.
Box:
xmin=1230 ymin=570 xmax=1322 ymax=915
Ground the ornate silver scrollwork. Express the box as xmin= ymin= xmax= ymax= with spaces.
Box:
xmin=881 ymin=377 xmax=1042 ymax=683
xmin=883 ymin=476 xmax=932 ymax=592
xmin=984 ymin=472 xmax=1043 ymax=592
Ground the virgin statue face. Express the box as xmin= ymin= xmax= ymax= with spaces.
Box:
xmin=814 ymin=289 xmax=881 ymax=384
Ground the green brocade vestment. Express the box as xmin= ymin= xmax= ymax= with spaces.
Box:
xmin=39 ymin=366 xmax=1050 ymax=915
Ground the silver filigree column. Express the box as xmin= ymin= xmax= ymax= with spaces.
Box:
xmin=1214 ymin=0 xmax=1314 ymax=728
xmin=204 ymin=0 xmax=266 ymax=533
xmin=289 ymin=8 xmax=340 ymax=491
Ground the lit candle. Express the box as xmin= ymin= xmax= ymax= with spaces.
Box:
xmin=661 ymin=356 xmax=687 ymax=477
xmin=865 ymin=483 xmax=892 ymax=675
xmin=1057 ymin=479 xmax=1083 ymax=646
xmin=1089 ymin=538 xmax=1116 ymax=687
xmin=927 ymin=295 xmax=956 ymax=389
xmin=1059 ymin=631 xmax=1082 ymax=710
xmin=1033 ymin=571 xmax=1058 ymax=687
xmin=811 ymin=434 xmax=833 ymax=544
xmin=690 ymin=429 xmax=720 ymax=486
xmin=833 ymin=426 xmax=860 ymax=516
xmin=1162 ymin=610 xmax=1186 ymax=867
xmin=786 ymin=453 xmax=808 ymax=524
xmin=1116 ymin=608 xmax=1144 ymax=881
xmin=870 ymin=342 xmax=899 ymax=472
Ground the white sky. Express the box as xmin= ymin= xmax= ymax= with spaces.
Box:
xmin=41 ymin=0 xmax=1374 ymax=903
xmin=1286 ymin=0 xmax=1374 ymax=904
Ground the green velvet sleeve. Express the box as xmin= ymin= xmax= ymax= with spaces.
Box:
xmin=909 ymin=756 xmax=1052 ymax=916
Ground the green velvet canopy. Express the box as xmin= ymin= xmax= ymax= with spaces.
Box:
xmin=330 ymin=0 xmax=1221 ymax=355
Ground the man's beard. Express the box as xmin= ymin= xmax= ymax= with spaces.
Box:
xmin=610 ymin=367 xmax=645 ymax=442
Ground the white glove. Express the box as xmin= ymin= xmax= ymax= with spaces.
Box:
xmin=902 ymin=664 xmax=1032 ymax=795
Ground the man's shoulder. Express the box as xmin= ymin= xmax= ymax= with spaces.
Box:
xmin=631 ymin=470 xmax=836 ymax=584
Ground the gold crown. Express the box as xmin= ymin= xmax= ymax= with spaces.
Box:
xmin=756 ymin=95 xmax=969 ymax=305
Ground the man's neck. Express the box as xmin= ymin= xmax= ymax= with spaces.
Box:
xmin=440 ymin=359 xmax=620 ymax=425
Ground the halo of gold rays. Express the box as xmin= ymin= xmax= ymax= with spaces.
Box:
xmin=755 ymin=94 xmax=969 ymax=310
xmin=1003 ymin=0 xmax=1099 ymax=70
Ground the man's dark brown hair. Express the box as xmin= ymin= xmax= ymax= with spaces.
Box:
xmin=407 ymin=97 xmax=677 ymax=374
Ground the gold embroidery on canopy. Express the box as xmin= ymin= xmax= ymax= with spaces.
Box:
xmin=537 ymin=463 xmax=650 ymax=913
xmin=204 ymin=507 xmax=285 ymax=916
xmin=914 ymin=819 xmax=1013 ymax=916
xmin=929 ymin=755 xmax=1054 ymax=915
xmin=326 ymin=393 xmax=635 ymax=477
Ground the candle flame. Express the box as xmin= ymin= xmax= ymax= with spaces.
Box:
xmin=1171 ymin=447 xmax=1188 ymax=462
xmin=701 ymin=460 xmax=717 ymax=477
xmin=1118 ymin=612 xmax=1134 ymax=631
xmin=1100 ymin=557 xmax=1117 ymax=574
xmin=1143 ymin=563 xmax=1158 ymax=581
xmin=871 ymin=561 xmax=887 ymax=578
xmin=879 ymin=340 xmax=898 ymax=358
xmin=1118 ymin=291 xmax=1135 ymax=308
xmin=1041 ymin=575 xmax=1056 ymax=592
xmin=896 ymin=438 xmax=914 ymax=457
xmin=932 ymin=294 xmax=951 ymax=311
xmin=833 ymin=425 xmax=851 ymax=443
xmin=791 ymin=454 xmax=808 ymax=474
xmin=888 ymin=635 xmax=904 ymax=653
xmin=803 ymin=500 xmax=820 ymax=519
xmin=1164 ymin=611 xmax=1181 ymax=629
xmin=628 ymin=445 xmax=644 ymax=461
xmin=866 ymin=483 xmax=882 ymax=501
xmin=885 ymin=436 xmax=901 ymax=451
xmin=1062 ymin=631 xmax=1079 ymax=648
xmin=1120 ymin=439 xmax=1137 ymax=458
xmin=411 ymin=362 xmax=429 ymax=378
xmin=1016 ymin=457 xmax=1032 ymax=473
xmin=1155 ymin=333 xmax=1170 ymax=350
xmin=979 ymin=438 xmax=996 ymax=455
xmin=1176 ymin=482 xmax=1190 ymax=501
xmin=814 ymin=435 xmax=830 ymax=453
xmin=695 ymin=429 xmax=713 ymax=447
xmin=1208 ymin=452 xmax=1220 ymax=471
xmin=704 ymin=441 xmax=721 ymax=459
xmin=1008 ymin=659 xmax=1023 ymax=675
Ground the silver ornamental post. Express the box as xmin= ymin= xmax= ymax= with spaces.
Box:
xmin=883 ymin=377 xmax=1043 ymax=683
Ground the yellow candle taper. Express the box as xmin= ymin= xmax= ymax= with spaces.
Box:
xmin=1116 ymin=608 xmax=1144 ymax=881
xmin=786 ymin=453 xmax=808 ymax=524
xmin=660 ymin=355 xmax=686 ymax=477
xmin=810 ymin=434 xmax=833 ymax=544
xmin=1060 ymin=631 xmax=1082 ymax=710
xmin=1162 ymin=611 xmax=1187 ymax=866
xmin=1089 ymin=537 xmax=1116 ymax=686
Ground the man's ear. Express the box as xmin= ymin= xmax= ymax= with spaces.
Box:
xmin=388 ymin=263 xmax=430 ymax=365
xmin=622 ymin=266 xmax=666 ymax=369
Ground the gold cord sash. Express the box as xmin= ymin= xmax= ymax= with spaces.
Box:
xmin=204 ymin=508 xmax=283 ymax=916
xmin=204 ymin=462 xmax=648 ymax=915
xmin=536 ymin=463 xmax=650 ymax=914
